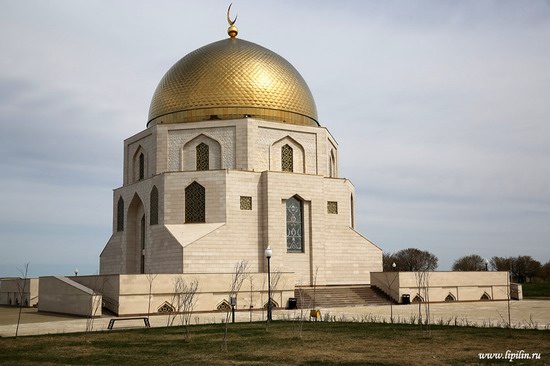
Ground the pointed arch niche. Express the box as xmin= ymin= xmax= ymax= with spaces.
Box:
xmin=328 ymin=148 xmax=337 ymax=178
xmin=181 ymin=134 xmax=221 ymax=171
xmin=132 ymin=146 xmax=146 ymax=182
xmin=117 ymin=197 xmax=124 ymax=232
xmin=126 ymin=193 xmax=146 ymax=274
xmin=150 ymin=186 xmax=159 ymax=225
xmin=269 ymin=136 xmax=305 ymax=173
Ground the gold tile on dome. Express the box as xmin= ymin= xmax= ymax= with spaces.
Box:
xmin=148 ymin=38 xmax=318 ymax=128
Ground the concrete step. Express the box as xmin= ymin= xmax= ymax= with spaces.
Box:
xmin=294 ymin=285 xmax=396 ymax=308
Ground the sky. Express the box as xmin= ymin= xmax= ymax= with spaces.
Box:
xmin=1 ymin=0 xmax=549 ymax=277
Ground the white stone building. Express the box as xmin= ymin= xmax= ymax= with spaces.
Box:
xmin=99 ymin=22 xmax=383 ymax=287
xmin=14 ymin=16 xmax=512 ymax=317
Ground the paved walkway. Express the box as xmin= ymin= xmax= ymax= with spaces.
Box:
xmin=1 ymin=300 xmax=549 ymax=337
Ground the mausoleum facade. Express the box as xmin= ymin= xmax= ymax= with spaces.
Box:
xmin=99 ymin=22 xmax=383 ymax=286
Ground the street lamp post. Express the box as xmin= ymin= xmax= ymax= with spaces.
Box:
xmin=390 ymin=262 xmax=397 ymax=322
xmin=265 ymin=246 xmax=272 ymax=321
xmin=74 ymin=268 xmax=79 ymax=277
xmin=485 ymin=258 xmax=489 ymax=271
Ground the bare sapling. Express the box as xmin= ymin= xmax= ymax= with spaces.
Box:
xmin=85 ymin=275 xmax=107 ymax=336
xmin=176 ymin=277 xmax=199 ymax=340
xmin=382 ymin=270 xmax=398 ymax=323
xmin=145 ymin=272 xmax=158 ymax=321
xmin=294 ymin=281 xmax=311 ymax=339
xmin=248 ymin=275 xmax=254 ymax=323
xmin=14 ymin=262 xmax=29 ymax=338
xmin=414 ymin=269 xmax=431 ymax=336
xmin=222 ymin=260 xmax=249 ymax=351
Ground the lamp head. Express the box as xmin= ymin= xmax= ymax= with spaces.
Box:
xmin=265 ymin=246 xmax=272 ymax=259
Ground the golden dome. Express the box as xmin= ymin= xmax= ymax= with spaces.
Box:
xmin=147 ymin=37 xmax=319 ymax=127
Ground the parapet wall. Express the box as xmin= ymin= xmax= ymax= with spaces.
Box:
xmin=38 ymin=276 xmax=102 ymax=317
xmin=370 ymin=271 xmax=511 ymax=303
xmin=0 ymin=278 xmax=39 ymax=307
xmin=72 ymin=272 xmax=295 ymax=316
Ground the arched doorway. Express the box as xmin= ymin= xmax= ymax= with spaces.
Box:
xmin=126 ymin=194 xmax=146 ymax=274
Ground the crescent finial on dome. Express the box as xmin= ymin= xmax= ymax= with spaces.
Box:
xmin=227 ymin=3 xmax=238 ymax=38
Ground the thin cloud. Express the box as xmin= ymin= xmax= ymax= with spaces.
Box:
xmin=0 ymin=1 xmax=548 ymax=275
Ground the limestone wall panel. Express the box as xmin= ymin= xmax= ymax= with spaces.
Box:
xmin=256 ymin=124 xmax=317 ymax=174
xmin=168 ymin=126 xmax=236 ymax=171
xmin=124 ymin=130 xmax=155 ymax=185
xmin=371 ymin=271 xmax=510 ymax=302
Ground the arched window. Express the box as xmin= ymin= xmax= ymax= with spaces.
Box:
xmin=350 ymin=194 xmax=355 ymax=229
xmin=139 ymin=153 xmax=145 ymax=180
xmin=329 ymin=150 xmax=336 ymax=177
xmin=150 ymin=186 xmax=158 ymax=225
xmin=185 ymin=181 xmax=205 ymax=223
xmin=286 ymin=196 xmax=303 ymax=252
xmin=196 ymin=143 xmax=209 ymax=171
xmin=117 ymin=197 xmax=124 ymax=232
xmin=281 ymin=144 xmax=293 ymax=172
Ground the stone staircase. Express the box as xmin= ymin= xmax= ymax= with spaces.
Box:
xmin=294 ymin=285 xmax=395 ymax=308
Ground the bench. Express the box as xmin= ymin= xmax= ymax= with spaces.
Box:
xmin=107 ymin=317 xmax=151 ymax=330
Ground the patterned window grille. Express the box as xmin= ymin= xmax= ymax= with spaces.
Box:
xmin=117 ymin=197 xmax=124 ymax=232
xmin=150 ymin=186 xmax=159 ymax=225
xmin=263 ymin=299 xmax=279 ymax=308
xmin=281 ymin=144 xmax=293 ymax=172
xmin=327 ymin=201 xmax=338 ymax=214
xmin=412 ymin=294 xmax=424 ymax=303
xmin=185 ymin=181 xmax=205 ymax=223
xmin=196 ymin=143 xmax=209 ymax=171
xmin=216 ymin=300 xmax=231 ymax=311
xmin=445 ymin=293 xmax=456 ymax=302
xmin=240 ymin=196 xmax=252 ymax=210
xmin=157 ymin=302 xmax=175 ymax=313
xmin=286 ymin=196 xmax=303 ymax=252
xmin=139 ymin=153 xmax=145 ymax=180
xmin=480 ymin=292 xmax=491 ymax=300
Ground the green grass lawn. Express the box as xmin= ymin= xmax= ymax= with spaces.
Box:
xmin=1 ymin=321 xmax=548 ymax=365
xmin=523 ymin=283 xmax=550 ymax=298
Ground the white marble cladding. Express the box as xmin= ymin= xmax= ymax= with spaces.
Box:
xmin=257 ymin=126 xmax=317 ymax=174
xmin=168 ymin=127 xmax=236 ymax=171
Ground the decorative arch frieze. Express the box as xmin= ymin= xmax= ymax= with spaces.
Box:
xmin=445 ymin=293 xmax=456 ymax=302
xmin=263 ymin=299 xmax=279 ymax=309
xmin=480 ymin=292 xmax=491 ymax=300
xmin=216 ymin=300 xmax=231 ymax=311
xmin=168 ymin=128 xmax=235 ymax=171
xmin=412 ymin=294 xmax=424 ymax=303
xmin=157 ymin=301 xmax=175 ymax=313
xmin=269 ymin=136 xmax=305 ymax=173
